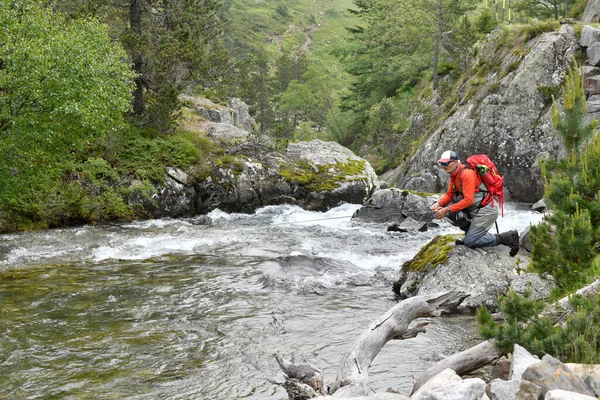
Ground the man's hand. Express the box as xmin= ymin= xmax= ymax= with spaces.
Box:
xmin=434 ymin=206 xmax=450 ymax=219
xmin=430 ymin=202 xmax=441 ymax=211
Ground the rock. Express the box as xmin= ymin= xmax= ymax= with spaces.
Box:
xmin=516 ymin=379 xmax=541 ymax=400
xmin=587 ymin=95 xmax=600 ymax=113
xmin=228 ymin=98 xmax=255 ymax=133
xmin=583 ymin=65 xmax=600 ymax=78
xmin=521 ymin=354 xmax=595 ymax=398
xmin=488 ymin=378 xmax=519 ymax=400
xmin=580 ymin=25 xmax=600 ymax=48
xmin=206 ymin=122 xmax=251 ymax=139
xmin=584 ymin=371 xmax=600 ymax=396
xmin=585 ymin=76 xmax=600 ymax=96
xmin=388 ymin=217 xmax=428 ymax=233
xmin=492 ymin=357 xmax=512 ymax=380
xmin=412 ymin=368 xmax=463 ymax=396
xmin=544 ymin=389 xmax=597 ymax=400
xmin=520 ymin=226 xmax=533 ymax=253
xmin=509 ymin=271 xmax=555 ymax=300
xmin=564 ymin=364 xmax=600 ymax=380
xmin=531 ymin=199 xmax=546 ymax=212
xmin=194 ymin=139 xmax=379 ymax=214
xmin=394 ymin=242 xmax=539 ymax=312
xmin=587 ymin=41 xmax=600 ymax=67
xmin=510 ymin=344 xmax=540 ymax=382
xmin=411 ymin=378 xmax=487 ymax=400
xmin=352 ymin=188 xmax=438 ymax=224
xmin=582 ymin=0 xmax=600 ymax=22
xmin=166 ymin=167 xmax=192 ymax=186
xmin=388 ymin=24 xmax=577 ymax=203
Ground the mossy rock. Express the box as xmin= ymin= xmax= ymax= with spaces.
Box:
xmin=279 ymin=159 xmax=366 ymax=192
xmin=402 ymin=234 xmax=457 ymax=273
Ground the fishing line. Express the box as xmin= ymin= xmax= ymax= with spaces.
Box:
xmin=271 ymin=215 xmax=355 ymax=225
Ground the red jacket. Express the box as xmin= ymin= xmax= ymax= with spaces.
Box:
xmin=438 ymin=164 xmax=483 ymax=213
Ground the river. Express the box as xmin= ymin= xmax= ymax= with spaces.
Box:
xmin=0 ymin=202 xmax=543 ymax=399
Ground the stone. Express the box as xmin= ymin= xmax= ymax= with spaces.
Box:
xmin=584 ymin=65 xmax=600 ymax=78
xmin=412 ymin=368 xmax=463 ymax=396
xmin=510 ymin=344 xmax=540 ymax=381
xmin=488 ymin=378 xmax=518 ymax=400
xmin=166 ymin=167 xmax=192 ymax=186
xmin=544 ymin=389 xmax=597 ymax=400
xmin=582 ymin=0 xmax=600 ymax=22
xmin=492 ymin=357 xmax=512 ymax=380
xmin=584 ymin=371 xmax=600 ymax=396
xmin=521 ymin=354 xmax=595 ymax=398
xmin=515 ymin=379 xmax=541 ymax=400
xmin=580 ymin=25 xmax=600 ymax=48
xmin=509 ymin=271 xmax=555 ymax=301
xmin=585 ymin=76 xmax=600 ymax=96
xmin=587 ymin=42 xmax=600 ymax=67
xmin=411 ymin=378 xmax=487 ymax=400
xmin=531 ymin=199 xmax=546 ymax=212
xmin=587 ymin=95 xmax=600 ymax=113
xmin=352 ymin=188 xmax=438 ymax=224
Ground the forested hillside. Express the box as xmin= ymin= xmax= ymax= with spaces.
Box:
xmin=0 ymin=0 xmax=590 ymax=232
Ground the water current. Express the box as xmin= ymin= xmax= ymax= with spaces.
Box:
xmin=0 ymin=202 xmax=543 ymax=399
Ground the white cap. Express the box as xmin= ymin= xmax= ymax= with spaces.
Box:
xmin=438 ymin=150 xmax=459 ymax=162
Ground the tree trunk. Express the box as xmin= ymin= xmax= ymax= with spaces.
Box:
xmin=411 ymin=340 xmax=507 ymax=394
xmin=432 ymin=0 xmax=443 ymax=91
xmin=130 ymin=0 xmax=144 ymax=115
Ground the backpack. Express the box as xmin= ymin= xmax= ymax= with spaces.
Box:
xmin=463 ymin=154 xmax=505 ymax=217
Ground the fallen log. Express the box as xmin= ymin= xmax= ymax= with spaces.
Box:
xmin=410 ymin=340 xmax=507 ymax=395
xmin=542 ymin=277 xmax=600 ymax=325
xmin=274 ymin=290 xmax=468 ymax=399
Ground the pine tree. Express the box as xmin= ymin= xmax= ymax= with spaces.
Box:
xmin=531 ymin=58 xmax=599 ymax=291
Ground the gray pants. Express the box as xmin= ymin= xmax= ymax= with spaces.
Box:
xmin=449 ymin=200 xmax=499 ymax=248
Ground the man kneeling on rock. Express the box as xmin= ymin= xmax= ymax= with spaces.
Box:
xmin=430 ymin=150 xmax=520 ymax=256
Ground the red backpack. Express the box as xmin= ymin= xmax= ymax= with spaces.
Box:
xmin=463 ymin=154 xmax=505 ymax=217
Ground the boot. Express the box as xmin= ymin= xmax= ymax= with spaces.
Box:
xmin=496 ymin=230 xmax=520 ymax=256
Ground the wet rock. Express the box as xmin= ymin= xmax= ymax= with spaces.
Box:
xmin=394 ymin=243 xmax=543 ymax=313
xmin=353 ymin=188 xmax=438 ymax=224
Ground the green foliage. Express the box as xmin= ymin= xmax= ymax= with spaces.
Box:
xmin=0 ymin=0 xmax=135 ymax=219
xmin=530 ymin=59 xmax=599 ymax=293
xmin=552 ymin=59 xmax=597 ymax=158
xmin=478 ymin=290 xmax=600 ymax=363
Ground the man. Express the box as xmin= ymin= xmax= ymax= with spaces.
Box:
xmin=430 ymin=150 xmax=520 ymax=256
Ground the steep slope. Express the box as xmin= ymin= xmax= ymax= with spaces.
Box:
xmin=384 ymin=23 xmax=585 ymax=202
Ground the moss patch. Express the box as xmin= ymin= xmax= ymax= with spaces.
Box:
xmin=402 ymin=234 xmax=456 ymax=272
xmin=280 ymin=159 xmax=366 ymax=192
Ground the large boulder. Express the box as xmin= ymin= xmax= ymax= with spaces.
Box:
xmin=385 ymin=24 xmax=579 ymax=203
xmin=393 ymin=237 xmax=556 ymax=313
xmin=351 ymin=188 xmax=439 ymax=224
xmin=582 ymin=0 xmax=600 ymax=22
xmin=192 ymin=138 xmax=379 ymax=214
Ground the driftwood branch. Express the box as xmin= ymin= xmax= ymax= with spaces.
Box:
xmin=329 ymin=291 xmax=468 ymax=397
xmin=273 ymin=291 xmax=467 ymax=399
xmin=411 ymin=339 xmax=507 ymax=395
